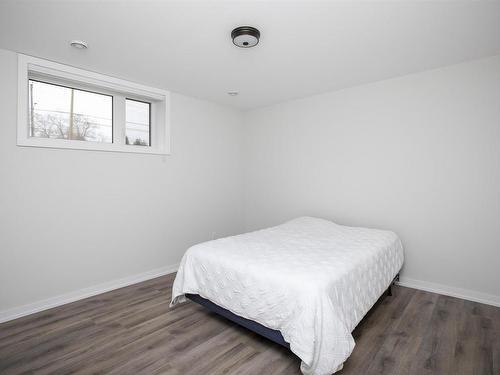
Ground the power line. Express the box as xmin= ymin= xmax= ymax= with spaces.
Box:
xmin=33 ymin=109 xmax=149 ymax=127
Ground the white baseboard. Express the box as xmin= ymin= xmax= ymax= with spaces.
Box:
xmin=2 ymin=267 xmax=498 ymax=324
xmin=0 ymin=263 xmax=179 ymax=324
xmin=397 ymin=276 xmax=500 ymax=308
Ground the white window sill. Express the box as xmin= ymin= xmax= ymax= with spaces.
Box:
xmin=17 ymin=138 xmax=170 ymax=155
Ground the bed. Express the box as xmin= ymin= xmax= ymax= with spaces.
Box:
xmin=171 ymin=217 xmax=404 ymax=375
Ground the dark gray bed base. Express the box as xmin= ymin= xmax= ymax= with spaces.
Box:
xmin=186 ymin=293 xmax=290 ymax=348
xmin=186 ymin=273 xmax=399 ymax=350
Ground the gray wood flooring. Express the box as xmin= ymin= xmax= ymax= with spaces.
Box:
xmin=0 ymin=273 xmax=498 ymax=374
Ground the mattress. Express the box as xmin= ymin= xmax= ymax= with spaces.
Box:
xmin=171 ymin=217 xmax=404 ymax=375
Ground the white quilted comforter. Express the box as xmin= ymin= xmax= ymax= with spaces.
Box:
xmin=171 ymin=217 xmax=404 ymax=375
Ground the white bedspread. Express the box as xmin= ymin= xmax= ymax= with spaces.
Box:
xmin=171 ymin=217 xmax=404 ymax=375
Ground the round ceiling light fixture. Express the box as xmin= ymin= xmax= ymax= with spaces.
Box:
xmin=70 ymin=40 xmax=88 ymax=49
xmin=231 ymin=26 xmax=260 ymax=48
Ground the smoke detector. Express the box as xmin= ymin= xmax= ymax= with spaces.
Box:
xmin=231 ymin=26 xmax=260 ymax=48
xmin=70 ymin=40 xmax=88 ymax=49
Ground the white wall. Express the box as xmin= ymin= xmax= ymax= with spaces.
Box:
xmin=2 ymin=45 xmax=499 ymax=319
xmin=242 ymin=56 xmax=500 ymax=302
xmin=0 ymin=48 xmax=243 ymax=315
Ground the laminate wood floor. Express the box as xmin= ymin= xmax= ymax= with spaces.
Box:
xmin=0 ymin=273 xmax=499 ymax=375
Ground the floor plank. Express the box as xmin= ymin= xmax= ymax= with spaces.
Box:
xmin=0 ymin=273 xmax=498 ymax=375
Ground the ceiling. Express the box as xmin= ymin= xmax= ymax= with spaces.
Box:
xmin=1 ymin=0 xmax=499 ymax=110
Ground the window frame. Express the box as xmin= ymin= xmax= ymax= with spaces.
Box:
xmin=17 ymin=54 xmax=170 ymax=155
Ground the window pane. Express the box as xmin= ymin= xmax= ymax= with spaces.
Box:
xmin=126 ymin=99 xmax=150 ymax=146
xmin=29 ymin=80 xmax=113 ymax=143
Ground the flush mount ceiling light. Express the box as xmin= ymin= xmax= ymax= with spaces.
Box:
xmin=70 ymin=40 xmax=88 ymax=49
xmin=231 ymin=26 xmax=260 ymax=48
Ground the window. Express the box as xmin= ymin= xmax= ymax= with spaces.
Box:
xmin=125 ymin=99 xmax=150 ymax=146
xmin=18 ymin=54 xmax=170 ymax=155
xmin=29 ymin=80 xmax=113 ymax=143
